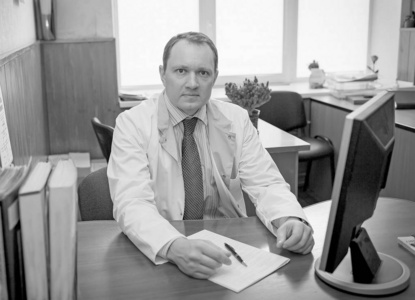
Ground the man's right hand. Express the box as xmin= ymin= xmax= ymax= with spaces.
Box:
xmin=166 ymin=237 xmax=232 ymax=279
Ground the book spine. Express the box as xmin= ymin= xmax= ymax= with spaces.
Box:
xmin=0 ymin=212 xmax=9 ymax=300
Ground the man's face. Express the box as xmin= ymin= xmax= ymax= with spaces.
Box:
xmin=159 ymin=40 xmax=218 ymax=116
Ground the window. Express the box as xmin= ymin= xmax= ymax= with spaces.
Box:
xmin=115 ymin=0 xmax=370 ymax=90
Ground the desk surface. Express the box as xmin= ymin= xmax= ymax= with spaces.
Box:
xmin=258 ymin=119 xmax=309 ymax=153
xmin=77 ymin=198 xmax=415 ymax=300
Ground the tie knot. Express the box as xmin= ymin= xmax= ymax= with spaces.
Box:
xmin=183 ymin=118 xmax=198 ymax=136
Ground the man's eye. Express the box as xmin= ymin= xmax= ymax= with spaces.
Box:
xmin=177 ymin=69 xmax=186 ymax=74
xmin=200 ymin=71 xmax=209 ymax=77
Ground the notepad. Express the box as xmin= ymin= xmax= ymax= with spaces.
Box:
xmin=188 ymin=230 xmax=290 ymax=293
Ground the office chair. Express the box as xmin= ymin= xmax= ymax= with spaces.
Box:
xmin=91 ymin=117 xmax=114 ymax=162
xmin=78 ymin=166 xmax=114 ymax=221
xmin=259 ymin=91 xmax=335 ymax=191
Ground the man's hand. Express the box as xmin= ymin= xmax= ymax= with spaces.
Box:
xmin=275 ymin=218 xmax=314 ymax=254
xmin=167 ymin=238 xmax=232 ymax=279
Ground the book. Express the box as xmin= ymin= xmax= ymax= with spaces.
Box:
xmin=0 ymin=212 xmax=9 ymax=300
xmin=397 ymin=235 xmax=415 ymax=256
xmin=68 ymin=152 xmax=91 ymax=179
xmin=48 ymin=159 xmax=78 ymax=300
xmin=188 ymin=230 xmax=290 ymax=293
xmin=18 ymin=162 xmax=52 ymax=300
xmin=0 ymin=165 xmax=29 ymax=300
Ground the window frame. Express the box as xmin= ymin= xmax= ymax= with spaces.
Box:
xmin=114 ymin=0 xmax=371 ymax=91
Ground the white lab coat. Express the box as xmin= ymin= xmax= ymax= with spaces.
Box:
xmin=107 ymin=93 xmax=308 ymax=264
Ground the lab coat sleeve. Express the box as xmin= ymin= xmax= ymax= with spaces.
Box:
xmin=107 ymin=110 xmax=185 ymax=264
xmin=237 ymin=111 xmax=309 ymax=237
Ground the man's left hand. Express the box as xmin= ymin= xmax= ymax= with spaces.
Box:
xmin=275 ymin=218 xmax=314 ymax=254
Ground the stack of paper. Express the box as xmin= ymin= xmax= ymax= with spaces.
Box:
xmin=119 ymin=92 xmax=148 ymax=101
xmin=327 ymin=72 xmax=379 ymax=102
xmin=69 ymin=152 xmax=91 ymax=178
xmin=188 ymin=230 xmax=290 ymax=293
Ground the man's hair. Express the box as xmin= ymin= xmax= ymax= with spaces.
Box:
xmin=162 ymin=32 xmax=218 ymax=72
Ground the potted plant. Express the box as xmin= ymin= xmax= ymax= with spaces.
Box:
xmin=308 ymin=60 xmax=326 ymax=89
xmin=367 ymin=55 xmax=379 ymax=74
xmin=224 ymin=76 xmax=272 ymax=129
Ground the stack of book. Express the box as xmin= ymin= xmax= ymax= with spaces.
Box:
xmin=119 ymin=92 xmax=149 ymax=108
xmin=119 ymin=92 xmax=148 ymax=102
xmin=327 ymin=72 xmax=379 ymax=104
xmin=1 ymin=158 xmax=78 ymax=300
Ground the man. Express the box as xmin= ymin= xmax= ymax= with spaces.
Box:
xmin=108 ymin=32 xmax=314 ymax=279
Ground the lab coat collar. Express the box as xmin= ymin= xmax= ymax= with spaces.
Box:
xmin=157 ymin=91 xmax=179 ymax=162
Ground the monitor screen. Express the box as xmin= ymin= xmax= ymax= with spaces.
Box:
xmin=318 ymin=91 xmax=395 ymax=274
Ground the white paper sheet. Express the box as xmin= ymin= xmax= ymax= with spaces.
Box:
xmin=188 ymin=229 xmax=290 ymax=293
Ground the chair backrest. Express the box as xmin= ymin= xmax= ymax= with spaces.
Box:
xmin=259 ymin=91 xmax=307 ymax=132
xmin=91 ymin=117 xmax=114 ymax=162
xmin=78 ymin=166 xmax=114 ymax=221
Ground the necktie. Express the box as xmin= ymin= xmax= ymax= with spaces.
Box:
xmin=182 ymin=118 xmax=204 ymax=219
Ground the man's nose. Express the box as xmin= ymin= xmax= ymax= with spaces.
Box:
xmin=186 ymin=72 xmax=199 ymax=89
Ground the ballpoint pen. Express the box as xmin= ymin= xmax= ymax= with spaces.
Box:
xmin=224 ymin=243 xmax=248 ymax=267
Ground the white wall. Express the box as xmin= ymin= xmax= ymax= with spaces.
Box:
xmin=0 ymin=0 xmax=36 ymax=56
xmin=55 ymin=0 xmax=114 ymax=39
xmin=369 ymin=0 xmax=402 ymax=82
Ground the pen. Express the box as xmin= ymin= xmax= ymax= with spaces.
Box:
xmin=224 ymin=243 xmax=248 ymax=267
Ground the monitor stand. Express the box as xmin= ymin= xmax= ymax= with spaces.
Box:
xmin=315 ymin=252 xmax=410 ymax=296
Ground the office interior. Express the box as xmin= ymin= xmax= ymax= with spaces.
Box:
xmin=1 ymin=0 xmax=415 ymax=204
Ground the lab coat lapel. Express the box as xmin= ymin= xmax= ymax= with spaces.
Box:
xmin=157 ymin=93 xmax=179 ymax=162
xmin=206 ymin=103 xmax=235 ymax=179
xmin=207 ymin=102 xmax=246 ymax=218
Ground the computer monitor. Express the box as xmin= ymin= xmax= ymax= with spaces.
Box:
xmin=314 ymin=91 xmax=410 ymax=296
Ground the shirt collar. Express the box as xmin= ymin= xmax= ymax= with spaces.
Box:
xmin=163 ymin=91 xmax=207 ymax=126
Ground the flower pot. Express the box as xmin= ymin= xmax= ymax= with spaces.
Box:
xmin=309 ymin=68 xmax=326 ymax=89
xmin=250 ymin=109 xmax=260 ymax=129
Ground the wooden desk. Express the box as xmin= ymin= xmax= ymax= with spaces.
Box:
xmin=258 ymin=119 xmax=309 ymax=197
xmin=77 ymin=197 xmax=415 ymax=300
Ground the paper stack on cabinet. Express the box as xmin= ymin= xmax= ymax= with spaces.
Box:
xmin=188 ymin=230 xmax=290 ymax=293
xmin=0 ymin=165 xmax=29 ymax=300
xmin=327 ymin=72 xmax=379 ymax=103
xmin=18 ymin=162 xmax=52 ymax=300
xmin=48 ymin=159 xmax=78 ymax=300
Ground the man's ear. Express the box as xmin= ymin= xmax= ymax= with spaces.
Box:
xmin=213 ymin=70 xmax=219 ymax=85
xmin=213 ymin=70 xmax=219 ymax=84
xmin=159 ymin=65 xmax=166 ymax=87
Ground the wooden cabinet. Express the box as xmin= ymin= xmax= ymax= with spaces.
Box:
xmin=397 ymin=28 xmax=415 ymax=82
xmin=397 ymin=0 xmax=415 ymax=82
